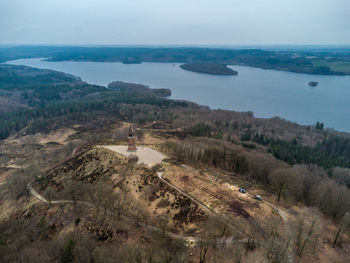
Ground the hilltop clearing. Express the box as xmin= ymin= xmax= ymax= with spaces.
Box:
xmin=102 ymin=145 xmax=166 ymax=166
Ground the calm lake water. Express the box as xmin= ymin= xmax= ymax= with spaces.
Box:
xmin=6 ymin=58 xmax=350 ymax=132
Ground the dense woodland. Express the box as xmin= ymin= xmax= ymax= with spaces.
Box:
xmin=0 ymin=64 xmax=177 ymax=139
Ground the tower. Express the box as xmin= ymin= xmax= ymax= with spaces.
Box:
xmin=127 ymin=124 xmax=137 ymax=151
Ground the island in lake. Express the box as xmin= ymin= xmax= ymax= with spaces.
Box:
xmin=180 ymin=63 xmax=238 ymax=75
xmin=309 ymin=81 xmax=318 ymax=87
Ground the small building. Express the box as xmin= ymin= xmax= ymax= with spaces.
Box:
xmin=127 ymin=125 xmax=137 ymax=151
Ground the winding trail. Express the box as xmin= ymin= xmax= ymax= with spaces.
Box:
xmin=267 ymin=203 xmax=288 ymax=223
xmin=27 ymin=183 xmax=255 ymax=250
xmin=24 ymin=180 xmax=292 ymax=261
xmin=19 ymin=169 xmax=292 ymax=261
xmin=26 ymin=182 xmax=249 ymax=246
xmin=27 ymin=183 xmax=74 ymax=204
xmin=21 ymin=148 xmax=292 ymax=261
xmin=26 ymin=182 xmax=198 ymax=242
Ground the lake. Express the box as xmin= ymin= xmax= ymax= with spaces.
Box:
xmin=6 ymin=58 xmax=350 ymax=132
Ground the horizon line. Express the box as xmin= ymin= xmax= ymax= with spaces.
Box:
xmin=1 ymin=44 xmax=350 ymax=47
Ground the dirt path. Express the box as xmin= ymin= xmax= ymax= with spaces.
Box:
xmin=26 ymin=181 xmax=250 ymax=247
xmin=157 ymin=172 xmax=212 ymax=213
xmin=27 ymin=183 xmax=74 ymax=204
xmin=266 ymin=203 xmax=288 ymax=223
xmin=23 ymin=169 xmax=292 ymax=261
xmin=21 ymin=146 xmax=291 ymax=260
xmin=71 ymin=146 xmax=78 ymax=157
xmin=26 ymin=182 xmax=199 ymax=242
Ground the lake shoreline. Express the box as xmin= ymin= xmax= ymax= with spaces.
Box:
xmin=44 ymin=58 xmax=349 ymax=76
xmin=5 ymin=58 xmax=350 ymax=132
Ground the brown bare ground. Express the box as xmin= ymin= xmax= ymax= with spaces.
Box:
xmin=37 ymin=128 xmax=76 ymax=145
xmin=102 ymin=145 xmax=167 ymax=167
xmin=162 ymin=164 xmax=274 ymax=220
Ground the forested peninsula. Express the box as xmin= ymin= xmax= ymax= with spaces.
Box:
xmin=180 ymin=63 xmax=238 ymax=75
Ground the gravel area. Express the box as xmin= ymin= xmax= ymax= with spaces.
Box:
xmin=102 ymin=145 xmax=166 ymax=166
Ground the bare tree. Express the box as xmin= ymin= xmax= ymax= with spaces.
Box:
xmin=6 ymin=166 xmax=37 ymax=199
xmin=128 ymin=154 xmax=139 ymax=173
xmin=61 ymin=180 xmax=86 ymax=215
xmin=198 ymin=231 xmax=210 ymax=263
xmin=156 ymin=213 xmax=171 ymax=239
xmin=262 ymin=216 xmax=291 ymax=263
xmin=333 ymin=212 xmax=350 ymax=248
xmin=270 ymin=168 xmax=292 ymax=202
xmin=293 ymin=214 xmax=320 ymax=263
xmin=198 ymin=215 xmax=231 ymax=263
xmin=114 ymin=191 xmax=133 ymax=220
xmin=44 ymin=186 xmax=55 ymax=207
xmin=245 ymin=218 xmax=263 ymax=254
xmin=130 ymin=202 xmax=147 ymax=227
xmin=313 ymin=180 xmax=350 ymax=220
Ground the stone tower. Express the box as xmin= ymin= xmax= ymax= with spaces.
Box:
xmin=127 ymin=124 xmax=137 ymax=151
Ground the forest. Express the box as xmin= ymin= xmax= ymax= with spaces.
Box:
xmin=0 ymin=64 xmax=178 ymax=140
xmin=179 ymin=63 xmax=238 ymax=75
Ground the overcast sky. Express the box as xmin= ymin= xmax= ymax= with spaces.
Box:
xmin=1 ymin=0 xmax=349 ymax=45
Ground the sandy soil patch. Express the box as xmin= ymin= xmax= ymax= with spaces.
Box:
xmin=37 ymin=128 xmax=76 ymax=144
xmin=102 ymin=145 xmax=166 ymax=166
xmin=162 ymin=165 xmax=274 ymax=219
xmin=0 ymin=177 xmax=6 ymax=184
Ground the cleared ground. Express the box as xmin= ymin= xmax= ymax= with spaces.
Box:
xmin=102 ymin=145 xmax=166 ymax=166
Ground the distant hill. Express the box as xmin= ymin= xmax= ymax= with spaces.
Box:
xmin=180 ymin=63 xmax=238 ymax=75
xmin=2 ymin=46 xmax=350 ymax=75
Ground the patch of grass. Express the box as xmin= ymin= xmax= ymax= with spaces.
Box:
xmin=328 ymin=61 xmax=350 ymax=74
xmin=313 ymin=60 xmax=350 ymax=74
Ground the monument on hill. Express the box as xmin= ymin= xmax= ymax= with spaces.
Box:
xmin=127 ymin=124 xmax=137 ymax=151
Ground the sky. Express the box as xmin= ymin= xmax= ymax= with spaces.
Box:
xmin=0 ymin=0 xmax=350 ymax=45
